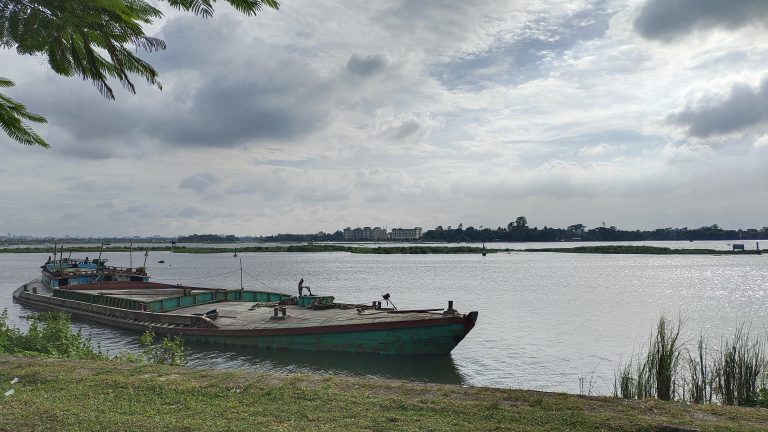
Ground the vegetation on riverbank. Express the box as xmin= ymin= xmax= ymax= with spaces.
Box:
xmin=3 ymin=312 xmax=768 ymax=430
xmin=615 ymin=316 xmax=768 ymax=408
xmin=527 ymin=246 xmax=763 ymax=255
xmin=1 ymin=311 xmax=185 ymax=366
xmin=0 ymin=244 xmax=494 ymax=254
xmin=3 ymin=355 xmax=768 ymax=432
xmin=1 ymin=244 xmax=764 ymax=255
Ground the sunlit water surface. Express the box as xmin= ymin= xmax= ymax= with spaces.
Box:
xmin=2 ymin=242 xmax=766 ymax=394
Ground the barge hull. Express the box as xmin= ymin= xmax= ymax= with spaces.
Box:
xmin=183 ymin=320 xmax=474 ymax=355
xmin=13 ymin=282 xmax=478 ymax=355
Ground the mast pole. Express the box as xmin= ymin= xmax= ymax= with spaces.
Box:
xmin=240 ymin=258 xmax=243 ymax=291
xmin=143 ymin=250 xmax=148 ymax=268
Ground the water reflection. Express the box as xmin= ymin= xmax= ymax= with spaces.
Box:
xmin=186 ymin=345 xmax=466 ymax=385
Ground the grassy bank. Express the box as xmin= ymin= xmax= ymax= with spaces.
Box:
xmin=2 ymin=356 xmax=768 ymax=432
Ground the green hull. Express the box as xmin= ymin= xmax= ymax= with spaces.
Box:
xmin=14 ymin=279 xmax=479 ymax=356
xmin=183 ymin=320 xmax=474 ymax=355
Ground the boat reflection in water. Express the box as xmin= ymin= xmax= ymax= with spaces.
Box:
xmin=185 ymin=344 xmax=467 ymax=385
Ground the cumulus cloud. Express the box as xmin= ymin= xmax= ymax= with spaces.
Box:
xmin=3 ymin=0 xmax=768 ymax=236
xmin=433 ymin=2 xmax=616 ymax=88
xmin=634 ymin=0 xmax=768 ymax=42
xmin=577 ymin=143 xmax=615 ymax=157
xmin=667 ymin=73 xmax=768 ymax=138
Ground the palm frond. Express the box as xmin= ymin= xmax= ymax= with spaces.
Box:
xmin=0 ymin=79 xmax=48 ymax=147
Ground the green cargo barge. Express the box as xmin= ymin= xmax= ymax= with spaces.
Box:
xmin=12 ymin=257 xmax=478 ymax=355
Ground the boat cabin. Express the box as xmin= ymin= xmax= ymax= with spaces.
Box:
xmin=41 ymin=257 xmax=149 ymax=288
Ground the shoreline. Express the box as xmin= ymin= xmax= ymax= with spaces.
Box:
xmin=2 ymin=355 xmax=768 ymax=431
xmin=0 ymin=244 xmax=763 ymax=255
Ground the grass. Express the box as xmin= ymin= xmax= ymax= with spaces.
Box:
xmin=714 ymin=326 xmax=765 ymax=406
xmin=616 ymin=317 xmax=768 ymax=408
xmin=3 ymin=355 xmax=768 ymax=432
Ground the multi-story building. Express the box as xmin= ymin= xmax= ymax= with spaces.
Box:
xmin=390 ymin=227 xmax=422 ymax=241
xmin=373 ymin=227 xmax=388 ymax=241
xmin=343 ymin=226 xmax=388 ymax=241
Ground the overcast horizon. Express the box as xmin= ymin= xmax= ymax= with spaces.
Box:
xmin=2 ymin=0 xmax=768 ymax=237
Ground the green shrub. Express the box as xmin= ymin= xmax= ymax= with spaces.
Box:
xmin=0 ymin=309 xmax=105 ymax=360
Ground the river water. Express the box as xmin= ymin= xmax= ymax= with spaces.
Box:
xmin=2 ymin=241 xmax=767 ymax=395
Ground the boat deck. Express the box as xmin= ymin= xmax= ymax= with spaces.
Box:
xmin=20 ymin=279 xmax=454 ymax=330
xmin=14 ymin=277 xmax=477 ymax=354
xmin=167 ymin=302 xmax=449 ymax=330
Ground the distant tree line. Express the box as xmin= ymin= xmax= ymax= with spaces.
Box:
xmin=256 ymin=232 xmax=344 ymax=242
xmin=421 ymin=218 xmax=768 ymax=242
xmin=177 ymin=234 xmax=239 ymax=243
xmin=176 ymin=220 xmax=768 ymax=244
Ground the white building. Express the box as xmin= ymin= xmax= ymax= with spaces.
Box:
xmin=343 ymin=226 xmax=388 ymax=241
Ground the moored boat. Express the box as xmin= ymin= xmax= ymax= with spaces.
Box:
xmin=13 ymin=256 xmax=478 ymax=355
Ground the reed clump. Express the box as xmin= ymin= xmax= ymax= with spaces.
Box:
xmin=614 ymin=317 xmax=768 ymax=406
xmin=614 ymin=316 xmax=683 ymax=401
xmin=713 ymin=325 xmax=764 ymax=406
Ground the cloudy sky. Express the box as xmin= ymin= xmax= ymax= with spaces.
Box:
xmin=2 ymin=0 xmax=768 ymax=236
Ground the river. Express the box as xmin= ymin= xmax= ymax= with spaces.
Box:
xmin=2 ymin=241 xmax=766 ymax=395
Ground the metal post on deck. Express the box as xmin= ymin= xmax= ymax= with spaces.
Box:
xmin=98 ymin=242 xmax=110 ymax=262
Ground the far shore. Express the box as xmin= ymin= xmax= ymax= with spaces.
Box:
xmin=0 ymin=244 xmax=763 ymax=255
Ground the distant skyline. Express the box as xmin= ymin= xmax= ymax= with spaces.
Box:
xmin=2 ymin=0 xmax=768 ymax=237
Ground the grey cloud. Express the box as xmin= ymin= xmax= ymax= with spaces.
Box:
xmin=150 ymin=73 xmax=331 ymax=147
xmin=176 ymin=207 xmax=207 ymax=219
xmin=347 ymin=54 xmax=388 ymax=77
xmin=7 ymin=13 xmax=335 ymax=157
xmin=377 ymin=0 xmax=488 ymax=45
xmin=668 ymin=75 xmax=768 ymax=138
xmin=635 ymin=0 xmax=768 ymax=42
xmin=432 ymin=2 xmax=615 ymax=88
xmin=381 ymin=119 xmax=423 ymax=141
xmin=179 ymin=173 xmax=219 ymax=192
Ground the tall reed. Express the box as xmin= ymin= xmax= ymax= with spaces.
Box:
xmin=649 ymin=316 xmax=684 ymax=401
xmin=613 ymin=316 xmax=684 ymax=401
xmin=615 ymin=360 xmax=635 ymax=399
xmin=615 ymin=318 xmax=768 ymax=406
xmin=713 ymin=325 xmax=765 ymax=406
xmin=685 ymin=335 xmax=711 ymax=404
